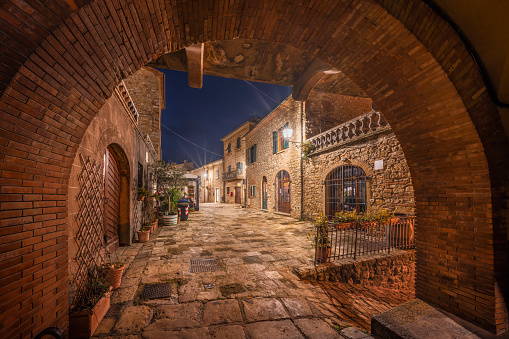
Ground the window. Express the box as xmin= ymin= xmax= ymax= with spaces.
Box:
xmin=215 ymin=169 xmax=219 ymax=179
xmin=226 ymin=187 xmax=230 ymax=194
xmin=228 ymin=165 xmax=231 ymax=172
xmin=273 ymin=123 xmax=289 ymax=153
xmin=250 ymin=185 xmax=256 ymax=197
xmin=247 ymin=144 xmax=257 ymax=164
xmin=236 ymin=162 xmax=243 ymax=174
xmin=325 ymin=165 xmax=367 ymax=218
xmin=137 ymin=163 xmax=143 ymax=188
xmin=236 ymin=137 xmax=241 ymax=149
xmin=226 ymin=143 xmax=231 ymax=154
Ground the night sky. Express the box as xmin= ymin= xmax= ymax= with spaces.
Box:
xmin=158 ymin=69 xmax=292 ymax=167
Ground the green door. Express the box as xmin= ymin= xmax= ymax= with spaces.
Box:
xmin=262 ymin=176 xmax=268 ymax=210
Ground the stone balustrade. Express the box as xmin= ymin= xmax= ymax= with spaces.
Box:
xmin=307 ymin=110 xmax=391 ymax=155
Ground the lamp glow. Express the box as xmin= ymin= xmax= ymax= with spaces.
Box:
xmin=283 ymin=128 xmax=293 ymax=139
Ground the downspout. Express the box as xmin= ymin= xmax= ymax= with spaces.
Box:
xmin=300 ymin=101 xmax=304 ymax=220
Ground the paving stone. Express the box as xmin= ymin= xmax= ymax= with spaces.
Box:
xmin=141 ymin=327 xmax=209 ymax=339
xmin=114 ymin=306 xmax=153 ymax=334
xmin=294 ymin=318 xmax=342 ymax=339
xmin=153 ymin=302 xmax=202 ymax=328
xmin=208 ymin=325 xmax=246 ymax=339
xmin=203 ymin=299 xmax=243 ymax=325
xmin=245 ymin=320 xmax=304 ymax=339
xmin=281 ymin=298 xmax=313 ymax=317
xmin=340 ymin=326 xmax=374 ymax=339
xmin=242 ymin=298 xmax=289 ymax=322
xmin=94 ymin=318 xmax=115 ymax=335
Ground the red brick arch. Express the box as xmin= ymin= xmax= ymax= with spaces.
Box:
xmin=0 ymin=0 xmax=507 ymax=336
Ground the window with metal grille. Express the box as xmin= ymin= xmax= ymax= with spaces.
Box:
xmin=324 ymin=165 xmax=367 ymax=218
xmin=275 ymin=170 xmax=291 ymax=213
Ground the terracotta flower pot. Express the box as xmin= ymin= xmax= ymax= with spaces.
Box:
xmin=98 ymin=265 xmax=125 ymax=290
xmin=69 ymin=290 xmax=112 ymax=338
xmin=153 ymin=219 xmax=159 ymax=229
xmin=315 ymin=246 xmax=331 ymax=263
xmin=138 ymin=230 xmax=150 ymax=242
xmin=145 ymin=225 xmax=154 ymax=233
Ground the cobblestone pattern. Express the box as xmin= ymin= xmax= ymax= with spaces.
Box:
xmin=303 ymin=134 xmax=415 ymax=219
xmin=0 ymin=0 xmax=506 ymax=335
xmin=92 ymin=204 xmax=413 ymax=338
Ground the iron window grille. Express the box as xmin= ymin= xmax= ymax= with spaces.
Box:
xmin=324 ymin=165 xmax=367 ymax=218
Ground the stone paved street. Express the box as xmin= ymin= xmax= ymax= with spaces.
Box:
xmin=93 ymin=203 xmax=414 ymax=338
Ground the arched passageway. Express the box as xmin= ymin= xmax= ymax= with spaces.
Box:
xmin=0 ymin=0 xmax=508 ymax=336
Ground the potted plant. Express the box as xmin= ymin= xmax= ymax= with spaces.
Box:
xmin=137 ymin=187 xmax=148 ymax=201
xmin=137 ymin=226 xmax=150 ymax=242
xmin=97 ymin=259 xmax=125 ymax=290
xmin=301 ymin=140 xmax=315 ymax=160
xmin=308 ymin=214 xmax=331 ymax=263
xmin=69 ymin=276 xmax=111 ymax=338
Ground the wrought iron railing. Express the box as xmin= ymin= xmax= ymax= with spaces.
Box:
xmin=314 ymin=216 xmax=415 ymax=265
xmin=222 ymin=168 xmax=243 ymax=180
xmin=307 ymin=110 xmax=391 ymax=155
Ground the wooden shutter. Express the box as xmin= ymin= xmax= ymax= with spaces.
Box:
xmin=247 ymin=148 xmax=251 ymax=164
xmin=273 ymin=131 xmax=278 ymax=153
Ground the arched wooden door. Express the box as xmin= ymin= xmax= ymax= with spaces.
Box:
xmin=104 ymin=147 xmax=120 ymax=251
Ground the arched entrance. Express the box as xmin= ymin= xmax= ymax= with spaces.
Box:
xmin=325 ymin=165 xmax=367 ymax=218
xmin=275 ymin=170 xmax=291 ymax=214
xmin=1 ymin=0 xmax=508 ymax=335
xmin=262 ymin=176 xmax=268 ymax=210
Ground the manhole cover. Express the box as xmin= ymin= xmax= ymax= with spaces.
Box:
xmin=190 ymin=258 xmax=220 ymax=273
xmin=139 ymin=283 xmax=172 ymax=299
xmin=105 ymin=302 xmax=123 ymax=317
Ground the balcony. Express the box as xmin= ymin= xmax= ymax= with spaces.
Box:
xmin=222 ymin=168 xmax=243 ymax=180
xmin=307 ymin=110 xmax=391 ymax=156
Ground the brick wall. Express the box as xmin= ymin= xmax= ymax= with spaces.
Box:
xmin=305 ymin=92 xmax=373 ymax=138
xmin=124 ymin=67 xmax=164 ymax=160
xmin=303 ymin=131 xmax=415 ymax=220
xmin=0 ymin=0 xmax=507 ymax=335
xmin=245 ymin=98 xmax=303 ymax=219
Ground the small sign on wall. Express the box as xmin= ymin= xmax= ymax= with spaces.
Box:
xmin=374 ymin=159 xmax=384 ymax=170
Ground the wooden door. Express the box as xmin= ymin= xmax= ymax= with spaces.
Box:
xmin=262 ymin=177 xmax=267 ymax=210
xmin=104 ymin=147 xmax=120 ymax=251
xmin=235 ymin=186 xmax=241 ymax=204
xmin=276 ymin=171 xmax=291 ymax=213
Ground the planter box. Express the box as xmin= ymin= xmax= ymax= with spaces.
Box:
xmin=163 ymin=214 xmax=178 ymax=226
xmin=98 ymin=265 xmax=125 ymax=290
xmin=69 ymin=291 xmax=111 ymax=338
xmin=138 ymin=230 xmax=150 ymax=242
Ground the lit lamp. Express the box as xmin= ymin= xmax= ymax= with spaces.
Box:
xmin=282 ymin=127 xmax=293 ymax=139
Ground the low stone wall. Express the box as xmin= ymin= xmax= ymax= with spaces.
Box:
xmin=294 ymin=250 xmax=415 ymax=290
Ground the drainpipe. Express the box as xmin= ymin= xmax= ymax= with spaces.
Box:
xmin=300 ymin=101 xmax=304 ymax=220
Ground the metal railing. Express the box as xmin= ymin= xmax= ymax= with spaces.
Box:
xmin=314 ymin=216 xmax=415 ymax=265
xmin=222 ymin=168 xmax=243 ymax=180
xmin=307 ymin=110 xmax=391 ymax=156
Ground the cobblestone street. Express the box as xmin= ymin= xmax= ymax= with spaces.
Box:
xmin=94 ymin=203 xmax=414 ymax=338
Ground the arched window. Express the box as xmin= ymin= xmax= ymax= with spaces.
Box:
xmin=275 ymin=170 xmax=291 ymax=213
xmin=325 ymin=165 xmax=366 ymax=218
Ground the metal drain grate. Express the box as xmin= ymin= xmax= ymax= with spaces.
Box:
xmin=105 ymin=303 xmax=123 ymax=317
xmin=139 ymin=283 xmax=172 ymax=299
xmin=190 ymin=258 xmax=220 ymax=273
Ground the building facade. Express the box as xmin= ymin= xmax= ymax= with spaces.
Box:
xmin=244 ymin=91 xmax=415 ymax=220
xmin=191 ymin=159 xmax=224 ymax=203
xmin=221 ymin=120 xmax=259 ymax=205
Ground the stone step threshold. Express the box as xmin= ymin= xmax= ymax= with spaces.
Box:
xmin=371 ymin=299 xmax=505 ymax=339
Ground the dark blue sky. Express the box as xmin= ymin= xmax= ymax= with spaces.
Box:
xmin=158 ymin=69 xmax=292 ymax=167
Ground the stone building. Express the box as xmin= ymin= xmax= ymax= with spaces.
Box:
xmin=221 ymin=119 xmax=260 ymax=205
xmin=66 ymin=69 xmax=163 ymax=318
xmin=244 ymin=91 xmax=415 ymax=220
xmin=191 ymin=158 xmax=224 ymax=203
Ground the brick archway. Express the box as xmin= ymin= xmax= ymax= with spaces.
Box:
xmin=0 ymin=0 xmax=508 ymax=336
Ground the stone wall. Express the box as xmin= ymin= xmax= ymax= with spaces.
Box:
xmin=191 ymin=159 xmax=223 ymax=203
xmin=245 ymin=98 xmax=303 ymax=219
xmin=124 ymin=67 xmax=165 ymax=159
xmin=305 ymin=92 xmax=372 ymax=138
xmin=295 ymin=250 xmax=415 ymax=290
xmin=303 ymin=131 xmax=415 ymax=220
